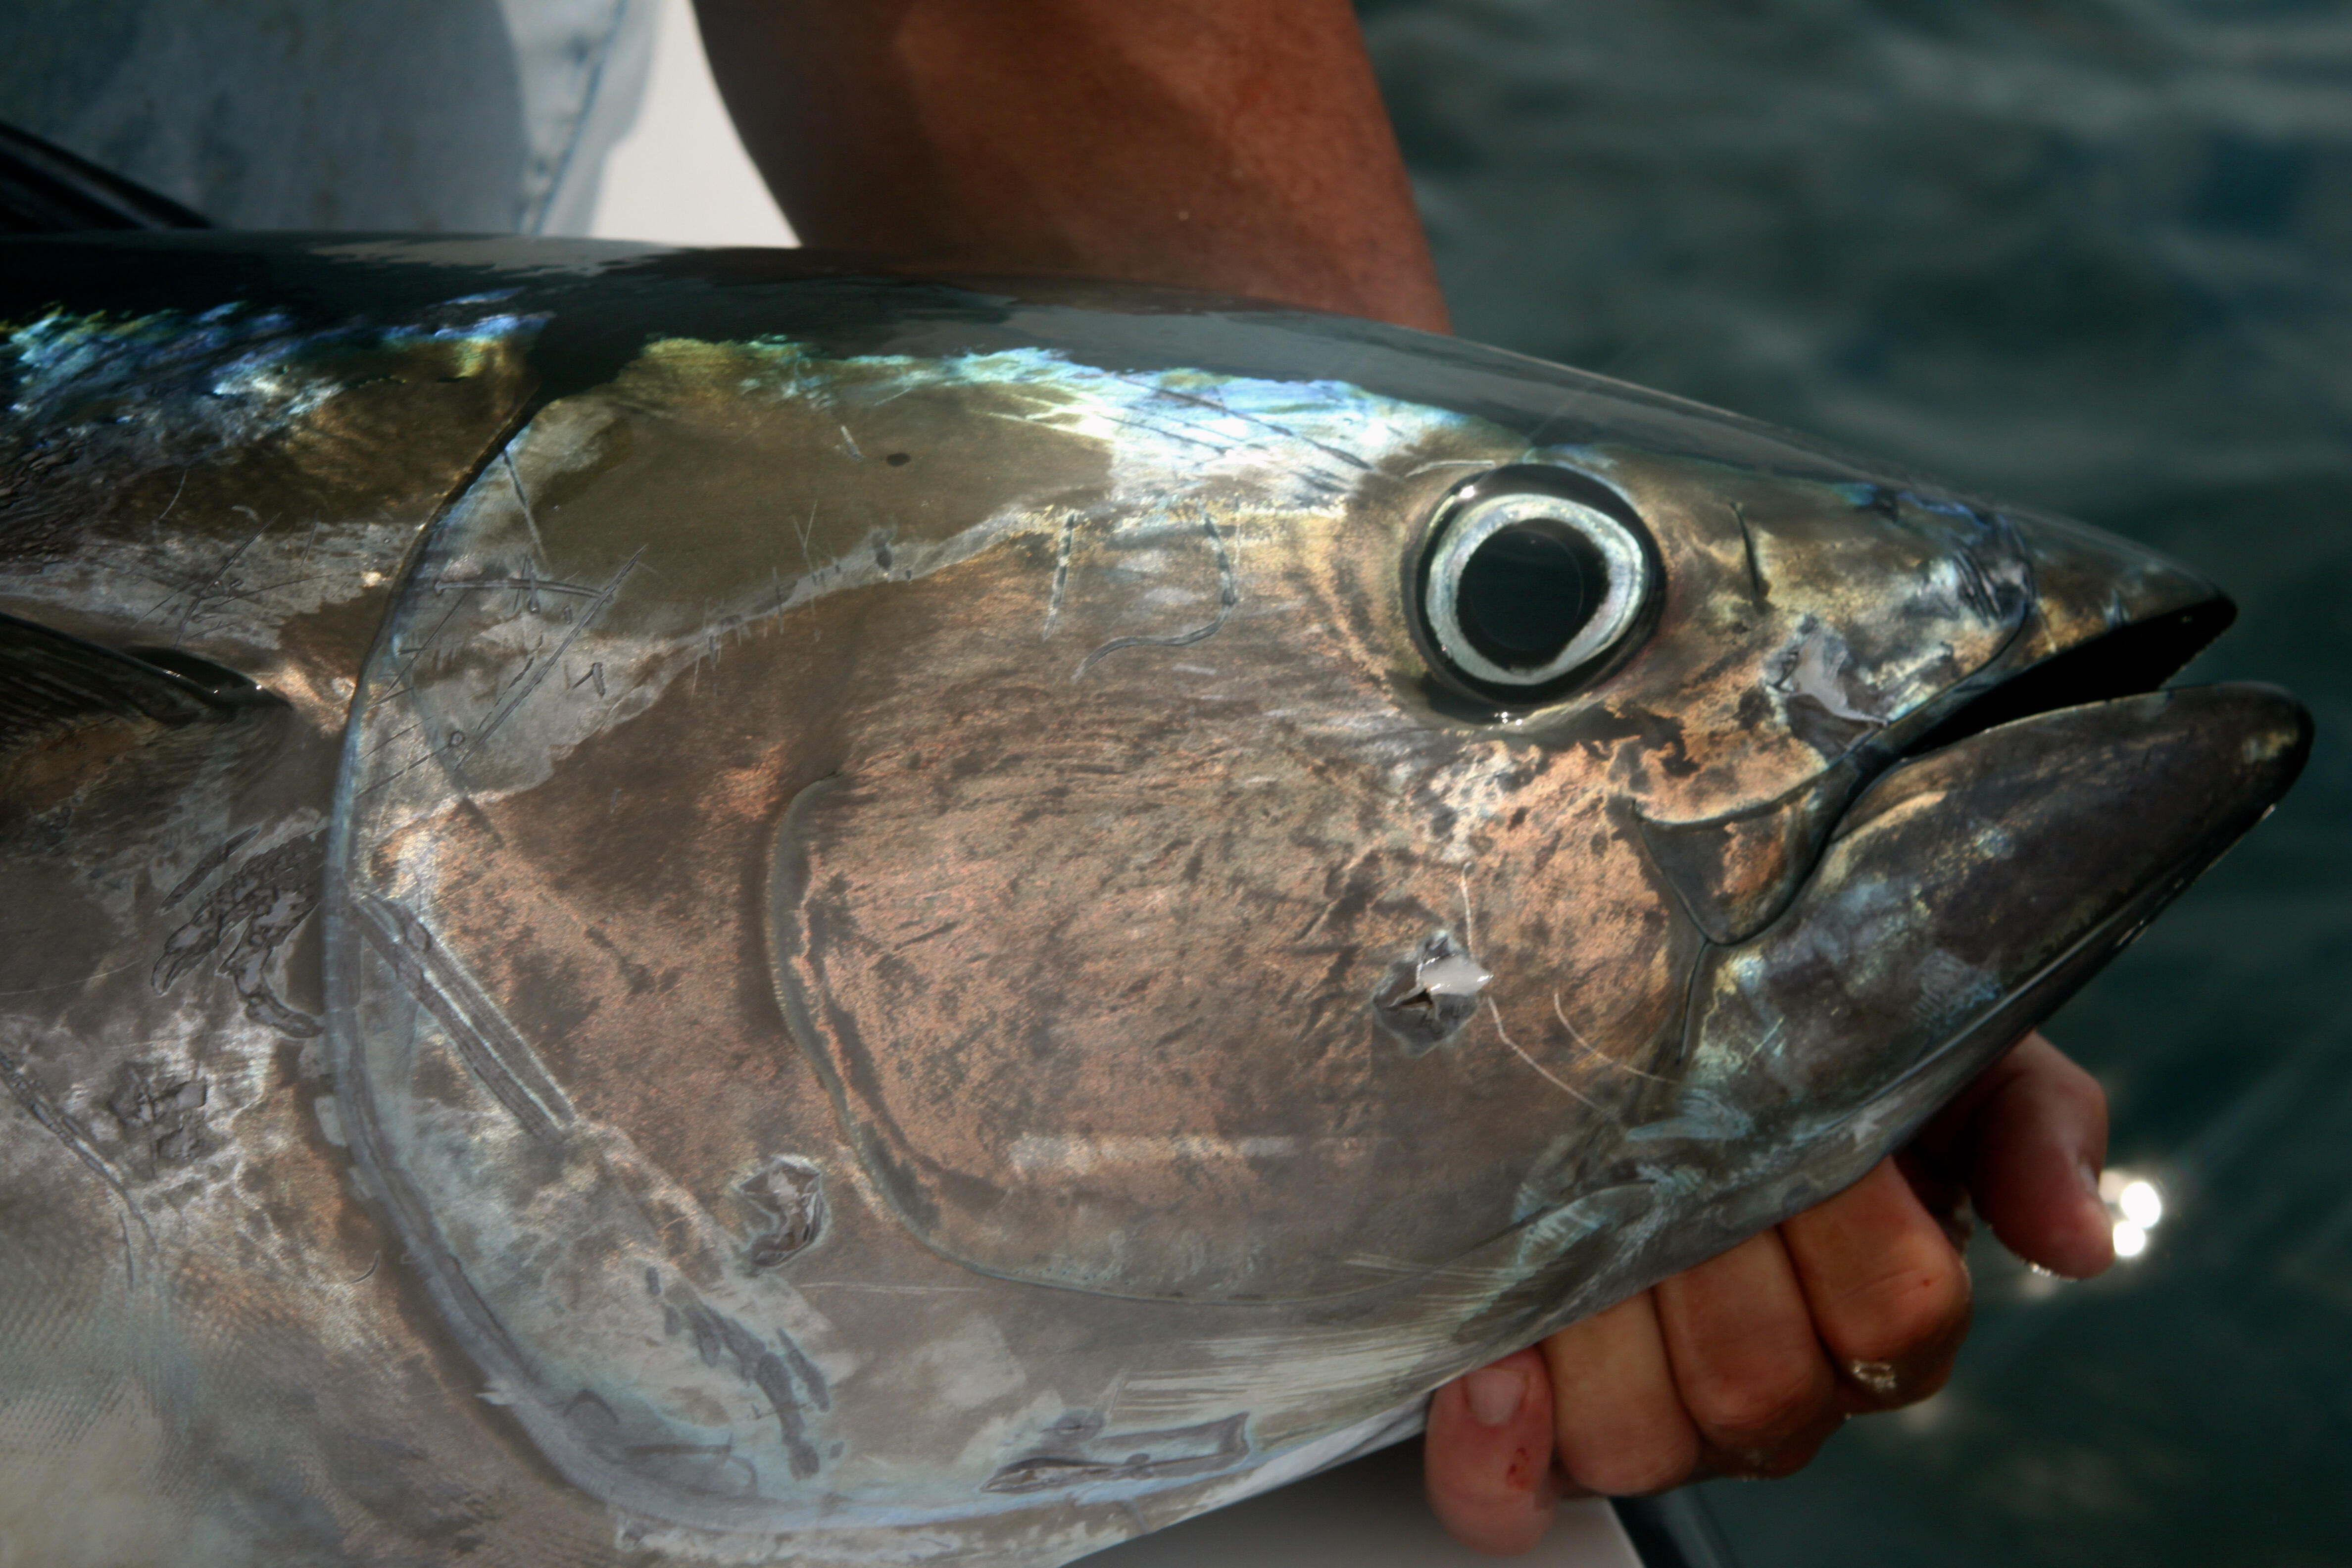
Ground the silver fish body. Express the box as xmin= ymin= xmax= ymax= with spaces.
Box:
xmin=0 ymin=236 xmax=2308 ymax=1566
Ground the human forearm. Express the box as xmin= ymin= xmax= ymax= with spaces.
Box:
xmin=691 ymin=0 xmax=1451 ymax=330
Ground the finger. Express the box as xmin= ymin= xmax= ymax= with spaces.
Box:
xmin=1424 ymin=1347 xmax=1558 ymax=1555
xmin=1922 ymin=1031 xmax=2111 ymax=1278
xmin=1655 ymin=1228 xmax=1841 ymax=1477
xmin=1540 ymin=1290 xmax=1700 ymax=1496
xmin=1781 ymin=1156 xmax=1971 ymax=1412
xmin=1893 ymin=1144 xmax=1975 ymax=1251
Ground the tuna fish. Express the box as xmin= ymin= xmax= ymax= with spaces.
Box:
xmin=0 ymin=235 xmax=2307 ymax=1567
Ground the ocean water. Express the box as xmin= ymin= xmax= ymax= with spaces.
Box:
xmin=1362 ymin=2 xmax=2352 ymax=1563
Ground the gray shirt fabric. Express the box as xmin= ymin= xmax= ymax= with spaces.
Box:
xmin=0 ymin=0 xmax=653 ymax=233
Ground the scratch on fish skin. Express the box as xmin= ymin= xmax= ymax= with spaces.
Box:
xmin=1113 ymin=372 xmax=1372 ymax=471
xmin=0 ymin=959 xmax=142 ymax=997
xmin=346 ymin=1251 xmax=381 ymax=1285
xmin=141 ymin=517 xmax=270 ymax=641
xmin=1073 ymin=512 xmax=1237 ymax=678
xmin=237 ymin=568 xmax=343 ymax=602
xmin=893 ymin=921 xmax=961 ymax=951
xmin=502 ymin=447 xmax=548 ymax=560
xmin=431 ymin=576 xmax=600 ymax=599
xmin=1554 ymin=989 xmax=1669 ymax=1083
xmin=502 ymin=634 xmax=549 ymax=690
xmin=384 ymin=588 xmax=472 ymax=698
xmin=837 ymin=424 xmax=864 ymax=462
xmin=1488 ymin=995 xmax=1606 ymax=1111
xmin=968 ymin=382 xmax=1237 ymax=453
xmin=459 ymin=546 xmax=643 ymax=761
xmin=793 ymin=1280 xmax=985 ymax=1295
xmin=1523 ymin=380 xmax=1618 ymax=451
xmin=1100 ymin=1369 xmax=1131 ymax=1428
xmin=1457 ymin=872 xmax=1609 ymax=1110
xmin=792 ymin=502 xmax=822 ymax=577
xmin=148 ymin=467 xmax=189 ymax=532
xmin=1018 ymin=402 xmax=1232 ymax=454
xmin=1044 ymin=511 xmax=1078 ymax=636
xmin=356 ymin=720 xmax=422 ymax=769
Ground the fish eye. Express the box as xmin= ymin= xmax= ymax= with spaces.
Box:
xmin=1415 ymin=467 xmax=1656 ymax=701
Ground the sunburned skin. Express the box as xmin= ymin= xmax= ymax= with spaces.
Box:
xmin=0 ymin=235 xmax=2307 ymax=1567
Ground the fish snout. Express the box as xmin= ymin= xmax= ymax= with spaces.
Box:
xmin=2008 ymin=508 xmax=2231 ymax=673
xmin=1641 ymin=510 xmax=2235 ymax=947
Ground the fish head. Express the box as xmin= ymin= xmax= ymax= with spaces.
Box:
xmin=3 ymin=241 xmax=2308 ymax=1560
xmin=701 ymin=314 xmax=2306 ymax=1315
xmin=312 ymin=270 xmax=2306 ymax=1544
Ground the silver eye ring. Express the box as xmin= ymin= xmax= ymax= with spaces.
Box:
xmin=1420 ymin=476 xmax=1653 ymax=695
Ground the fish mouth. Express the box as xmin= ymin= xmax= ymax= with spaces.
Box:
xmin=1645 ymin=517 xmax=2255 ymax=949
xmin=1628 ymin=526 xmax=2309 ymax=1251
xmin=1888 ymin=594 xmax=2235 ymax=763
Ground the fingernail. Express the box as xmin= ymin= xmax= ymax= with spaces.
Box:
xmin=1464 ymin=1367 xmax=1526 ymax=1427
xmin=2078 ymin=1157 xmax=2103 ymax=1207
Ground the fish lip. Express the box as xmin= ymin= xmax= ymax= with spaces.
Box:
xmin=1880 ymin=593 xmax=2238 ymax=764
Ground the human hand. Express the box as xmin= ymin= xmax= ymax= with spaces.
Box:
xmin=1421 ymin=1030 xmax=2112 ymax=1554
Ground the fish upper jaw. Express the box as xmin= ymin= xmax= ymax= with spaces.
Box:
xmin=1637 ymin=509 xmax=2233 ymax=947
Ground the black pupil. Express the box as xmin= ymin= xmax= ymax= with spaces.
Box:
xmin=1455 ymin=519 xmax=1610 ymax=671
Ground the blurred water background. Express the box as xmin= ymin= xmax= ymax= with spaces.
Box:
xmin=1358 ymin=1 xmax=2352 ymax=1562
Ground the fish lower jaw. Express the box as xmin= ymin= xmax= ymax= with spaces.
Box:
xmin=1661 ymin=682 xmax=2307 ymax=1204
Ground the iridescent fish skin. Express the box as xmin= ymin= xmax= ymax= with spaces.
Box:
xmin=0 ymin=236 xmax=2307 ymax=1567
